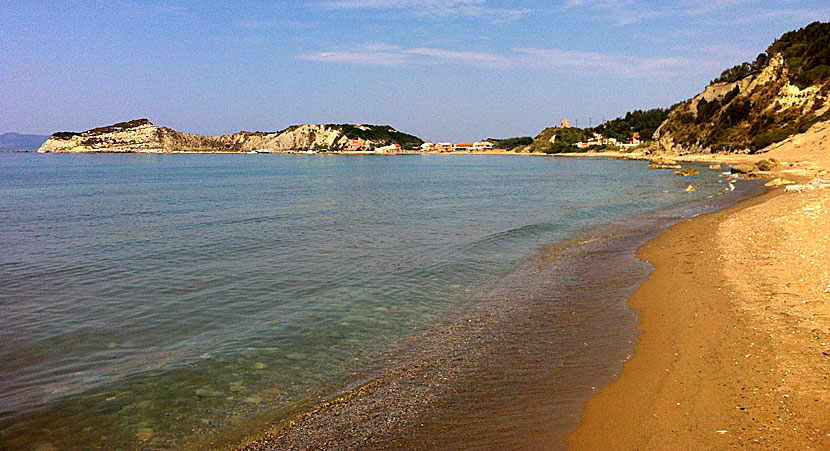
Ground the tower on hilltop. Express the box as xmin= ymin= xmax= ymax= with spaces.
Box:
xmin=561 ymin=119 xmax=570 ymax=128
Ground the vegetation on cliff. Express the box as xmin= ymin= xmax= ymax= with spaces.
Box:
xmin=335 ymin=124 xmax=423 ymax=149
xmin=656 ymin=21 xmax=830 ymax=154
xmin=486 ymin=136 xmax=533 ymax=150
xmin=592 ymin=108 xmax=671 ymax=141
xmin=713 ymin=21 xmax=830 ymax=89
xmin=530 ymin=127 xmax=594 ymax=154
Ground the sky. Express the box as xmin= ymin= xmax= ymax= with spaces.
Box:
xmin=1 ymin=1 xmax=828 ymax=142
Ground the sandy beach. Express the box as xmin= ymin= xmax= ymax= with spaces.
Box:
xmin=568 ymin=130 xmax=830 ymax=449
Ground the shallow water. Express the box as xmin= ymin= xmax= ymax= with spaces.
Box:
xmin=0 ymin=154 xmax=754 ymax=449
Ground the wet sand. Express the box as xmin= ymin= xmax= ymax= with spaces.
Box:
xmin=568 ymin=184 xmax=830 ymax=449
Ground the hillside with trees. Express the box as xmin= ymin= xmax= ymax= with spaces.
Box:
xmin=486 ymin=136 xmax=533 ymax=150
xmin=529 ymin=127 xmax=595 ymax=154
xmin=336 ymin=124 xmax=423 ymax=149
xmin=592 ymin=108 xmax=670 ymax=141
xmin=656 ymin=21 xmax=830 ymax=154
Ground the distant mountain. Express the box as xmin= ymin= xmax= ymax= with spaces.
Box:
xmin=654 ymin=21 xmax=830 ymax=154
xmin=0 ymin=132 xmax=50 ymax=151
xmin=38 ymin=119 xmax=423 ymax=153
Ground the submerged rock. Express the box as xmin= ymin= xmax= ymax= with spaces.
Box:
xmin=245 ymin=395 xmax=263 ymax=404
xmin=648 ymin=157 xmax=682 ymax=170
xmin=195 ymin=388 xmax=223 ymax=398
xmin=673 ymin=168 xmax=700 ymax=176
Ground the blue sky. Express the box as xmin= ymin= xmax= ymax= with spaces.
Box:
xmin=1 ymin=1 xmax=828 ymax=142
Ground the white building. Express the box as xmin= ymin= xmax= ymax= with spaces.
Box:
xmin=374 ymin=143 xmax=401 ymax=153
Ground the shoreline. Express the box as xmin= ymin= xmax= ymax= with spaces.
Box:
xmin=567 ymin=175 xmax=830 ymax=448
xmin=218 ymin=151 xmax=829 ymax=450
xmin=208 ymin=167 xmax=765 ymax=450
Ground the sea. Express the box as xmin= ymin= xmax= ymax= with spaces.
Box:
xmin=0 ymin=153 xmax=763 ymax=450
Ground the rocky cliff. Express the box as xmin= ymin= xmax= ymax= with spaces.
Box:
xmin=38 ymin=119 xmax=423 ymax=153
xmin=654 ymin=21 xmax=830 ymax=155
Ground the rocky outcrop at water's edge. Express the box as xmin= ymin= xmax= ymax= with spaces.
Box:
xmin=37 ymin=119 xmax=423 ymax=153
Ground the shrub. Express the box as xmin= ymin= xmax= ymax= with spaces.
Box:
xmin=52 ymin=131 xmax=80 ymax=140
xmin=721 ymin=100 xmax=752 ymax=127
xmin=696 ymin=98 xmax=721 ymax=123
xmin=752 ymin=129 xmax=795 ymax=151
xmin=490 ymin=136 xmax=533 ymax=149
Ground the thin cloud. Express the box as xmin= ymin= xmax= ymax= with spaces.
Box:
xmin=561 ymin=0 xmax=830 ymax=27
xmin=300 ymin=50 xmax=409 ymax=66
xmin=238 ymin=18 xmax=319 ymax=29
xmin=515 ymin=48 xmax=692 ymax=78
xmin=321 ymin=0 xmax=531 ymax=20
xmin=406 ymin=47 xmax=509 ymax=66
xmin=298 ymin=43 xmax=698 ymax=78
xmin=298 ymin=44 xmax=504 ymax=68
xmin=560 ymin=0 xmax=659 ymax=25
xmin=705 ymin=7 xmax=830 ymax=26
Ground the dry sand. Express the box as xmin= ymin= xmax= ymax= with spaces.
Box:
xmin=567 ymin=123 xmax=830 ymax=449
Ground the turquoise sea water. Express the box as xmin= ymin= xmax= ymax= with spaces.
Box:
xmin=0 ymin=154 xmax=754 ymax=449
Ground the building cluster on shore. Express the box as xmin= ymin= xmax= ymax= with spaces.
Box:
xmin=419 ymin=141 xmax=495 ymax=152
xmin=575 ymin=132 xmax=641 ymax=149
xmin=344 ymin=139 xmax=496 ymax=153
xmin=344 ymin=140 xmax=405 ymax=152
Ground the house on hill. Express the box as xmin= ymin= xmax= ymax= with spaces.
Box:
xmin=346 ymin=139 xmax=367 ymax=151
